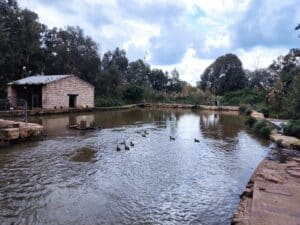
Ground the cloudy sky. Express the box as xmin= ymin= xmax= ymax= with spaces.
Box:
xmin=19 ymin=0 xmax=300 ymax=85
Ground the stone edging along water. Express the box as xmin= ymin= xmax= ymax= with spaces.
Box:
xmin=231 ymin=111 xmax=300 ymax=225
xmin=0 ymin=103 xmax=239 ymax=118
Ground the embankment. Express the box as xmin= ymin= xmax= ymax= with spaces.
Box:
xmin=0 ymin=103 xmax=239 ymax=118
xmin=232 ymin=157 xmax=300 ymax=225
xmin=0 ymin=119 xmax=44 ymax=144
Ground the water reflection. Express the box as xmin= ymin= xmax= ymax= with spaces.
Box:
xmin=0 ymin=109 xmax=270 ymax=225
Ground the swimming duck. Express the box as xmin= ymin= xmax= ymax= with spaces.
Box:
xmin=120 ymin=140 xmax=125 ymax=145
xmin=125 ymin=143 xmax=130 ymax=150
xmin=142 ymin=134 xmax=147 ymax=137
xmin=194 ymin=138 xmax=200 ymax=143
xmin=116 ymin=145 xmax=121 ymax=151
xmin=130 ymin=141 xmax=134 ymax=147
xmin=170 ymin=136 xmax=175 ymax=141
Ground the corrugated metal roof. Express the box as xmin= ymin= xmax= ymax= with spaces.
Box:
xmin=8 ymin=75 xmax=71 ymax=85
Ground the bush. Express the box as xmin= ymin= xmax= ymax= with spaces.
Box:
xmin=252 ymin=120 xmax=272 ymax=139
xmin=221 ymin=89 xmax=265 ymax=106
xmin=239 ymin=104 xmax=252 ymax=115
xmin=257 ymin=104 xmax=270 ymax=118
xmin=245 ymin=117 xmax=257 ymax=127
xmin=259 ymin=126 xmax=271 ymax=139
xmin=122 ymin=86 xmax=144 ymax=103
xmin=245 ymin=108 xmax=252 ymax=116
xmin=239 ymin=105 xmax=247 ymax=113
xmin=95 ymin=97 xmax=125 ymax=107
xmin=283 ymin=120 xmax=300 ymax=138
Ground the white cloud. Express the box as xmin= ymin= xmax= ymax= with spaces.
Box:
xmin=153 ymin=48 xmax=213 ymax=85
xmin=236 ymin=46 xmax=289 ymax=70
xmin=18 ymin=0 xmax=298 ymax=85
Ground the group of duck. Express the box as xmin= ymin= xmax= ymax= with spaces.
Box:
xmin=116 ymin=140 xmax=134 ymax=151
xmin=116 ymin=130 xmax=200 ymax=151
xmin=169 ymin=136 xmax=200 ymax=143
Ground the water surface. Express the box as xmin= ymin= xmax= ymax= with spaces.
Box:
xmin=0 ymin=109 xmax=270 ymax=225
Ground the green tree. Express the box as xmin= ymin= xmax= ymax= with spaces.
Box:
xmin=148 ymin=69 xmax=168 ymax=91
xmin=200 ymin=53 xmax=247 ymax=95
xmin=0 ymin=0 xmax=44 ymax=96
xmin=43 ymin=26 xmax=101 ymax=85
xmin=122 ymin=86 xmax=144 ymax=103
xmin=125 ymin=59 xmax=151 ymax=86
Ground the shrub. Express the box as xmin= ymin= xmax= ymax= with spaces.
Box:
xmin=245 ymin=108 xmax=252 ymax=116
xmin=245 ymin=117 xmax=257 ymax=127
xmin=283 ymin=120 xmax=300 ymax=138
xmin=122 ymin=86 xmax=144 ymax=103
xmin=239 ymin=104 xmax=252 ymax=115
xmin=257 ymin=105 xmax=270 ymax=118
xmin=252 ymin=120 xmax=272 ymax=139
xmin=239 ymin=105 xmax=247 ymax=113
xmin=221 ymin=89 xmax=265 ymax=106
xmin=95 ymin=97 xmax=125 ymax=107
xmin=259 ymin=126 xmax=271 ymax=139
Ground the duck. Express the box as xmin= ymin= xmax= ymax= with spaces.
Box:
xmin=194 ymin=138 xmax=200 ymax=143
xmin=142 ymin=134 xmax=147 ymax=137
xmin=125 ymin=143 xmax=130 ymax=150
xmin=116 ymin=145 xmax=121 ymax=151
xmin=170 ymin=136 xmax=175 ymax=141
xmin=144 ymin=130 xmax=149 ymax=135
xmin=120 ymin=140 xmax=125 ymax=145
xmin=130 ymin=141 xmax=134 ymax=147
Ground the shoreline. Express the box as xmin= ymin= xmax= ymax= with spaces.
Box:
xmin=0 ymin=103 xmax=239 ymax=118
xmin=232 ymin=156 xmax=300 ymax=225
xmin=232 ymin=111 xmax=300 ymax=224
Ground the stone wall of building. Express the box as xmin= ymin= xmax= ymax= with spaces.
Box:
xmin=7 ymin=85 xmax=17 ymax=106
xmin=42 ymin=75 xmax=94 ymax=109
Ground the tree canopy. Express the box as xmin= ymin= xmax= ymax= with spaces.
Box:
xmin=199 ymin=53 xmax=247 ymax=95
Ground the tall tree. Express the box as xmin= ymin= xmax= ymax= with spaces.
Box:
xmin=125 ymin=59 xmax=151 ymax=86
xmin=200 ymin=53 xmax=247 ymax=95
xmin=42 ymin=26 xmax=101 ymax=85
xmin=0 ymin=0 xmax=44 ymax=96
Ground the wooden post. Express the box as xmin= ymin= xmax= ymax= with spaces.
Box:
xmin=79 ymin=120 xmax=86 ymax=129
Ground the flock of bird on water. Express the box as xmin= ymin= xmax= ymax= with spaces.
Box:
xmin=116 ymin=130 xmax=200 ymax=151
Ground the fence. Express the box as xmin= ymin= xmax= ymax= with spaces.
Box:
xmin=0 ymin=98 xmax=28 ymax=123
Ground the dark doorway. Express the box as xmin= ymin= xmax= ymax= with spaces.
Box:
xmin=15 ymin=85 xmax=42 ymax=109
xmin=68 ymin=94 xmax=77 ymax=108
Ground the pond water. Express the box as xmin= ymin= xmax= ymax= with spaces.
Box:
xmin=0 ymin=109 xmax=270 ymax=225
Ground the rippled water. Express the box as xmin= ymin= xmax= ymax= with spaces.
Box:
xmin=0 ymin=109 xmax=270 ymax=225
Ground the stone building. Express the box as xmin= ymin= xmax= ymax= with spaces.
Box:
xmin=7 ymin=75 xmax=94 ymax=109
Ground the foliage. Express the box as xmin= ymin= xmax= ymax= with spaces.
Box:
xmin=245 ymin=117 xmax=257 ymax=127
xmin=283 ymin=120 xmax=300 ymax=139
xmin=256 ymin=104 xmax=270 ymax=118
xmin=94 ymin=97 xmax=125 ymax=107
xmin=43 ymin=26 xmax=101 ymax=86
xmin=221 ymin=89 xmax=265 ymax=106
xmin=122 ymin=86 xmax=144 ymax=103
xmin=252 ymin=120 xmax=272 ymax=139
xmin=246 ymin=69 xmax=277 ymax=90
xmin=199 ymin=53 xmax=247 ymax=95
xmin=0 ymin=0 xmax=45 ymax=97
